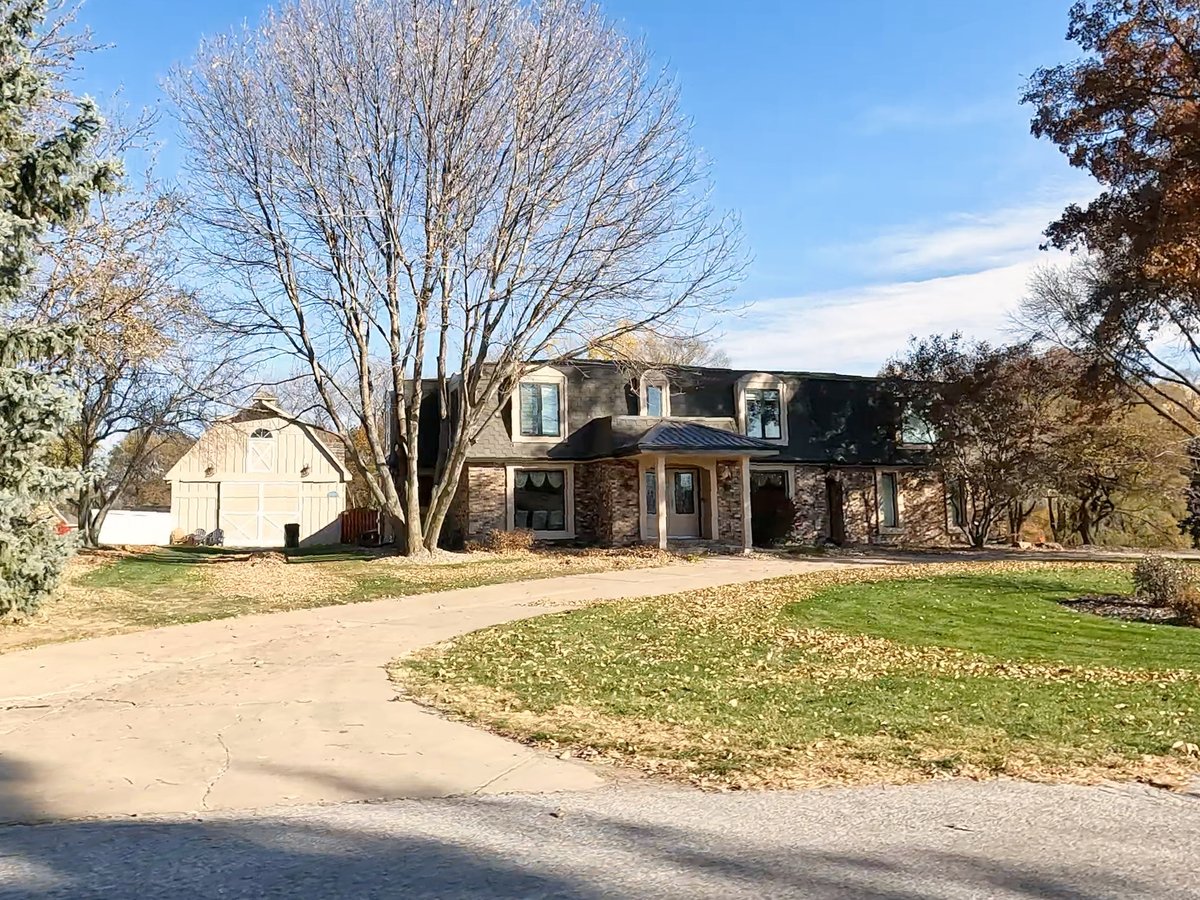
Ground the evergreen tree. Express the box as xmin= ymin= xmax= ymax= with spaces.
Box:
xmin=1 ymin=0 xmax=116 ymax=615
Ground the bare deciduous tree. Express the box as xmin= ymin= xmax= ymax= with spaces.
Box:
xmin=170 ymin=0 xmax=742 ymax=554
xmin=21 ymin=113 xmax=234 ymax=546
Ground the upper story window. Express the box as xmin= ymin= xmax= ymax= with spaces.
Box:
xmin=639 ymin=371 xmax=671 ymax=417
xmin=899 ymin=403 xmax=937 ymax=446
xmin=512 ymin=367 xmax=567 ymax=442
xmin=519 ymin=382 xmax=560 ymax=436
xmin=735 ymin=373 xmax=788 ymax=444
xmin=745 ymin=388 xmax=782 ymax=439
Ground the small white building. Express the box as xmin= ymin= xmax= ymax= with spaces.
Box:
xmin=166 ymin=394 xmax=351 ymax=547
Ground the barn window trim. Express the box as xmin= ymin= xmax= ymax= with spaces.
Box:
xmin=247 ymin=427 xmax=276 ymax=473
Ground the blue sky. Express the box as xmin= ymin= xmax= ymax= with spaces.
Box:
xmin=75 ymin=0 xmax=1090 ymax=374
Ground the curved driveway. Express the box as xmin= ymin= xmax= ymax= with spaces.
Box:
xmin=0 ymin=556 xmax=853 ymax=824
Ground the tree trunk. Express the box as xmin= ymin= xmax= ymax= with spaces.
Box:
xmin=76 ymin=487 xmax=99 ymax=548
xmin=1077 ymin=500 xmax=1093 ymax=545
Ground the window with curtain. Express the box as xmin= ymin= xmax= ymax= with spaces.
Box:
xmin=513 ymin=469 xmax=566 ymax=531
xmin=745 ymin=387 xmax=782 ymax=439
xmin=880 ymin=472 xmax=899 ymax=528
xmin=519 ymin=382 xmax=561 ymax=437
xmin=750 ymin=470 xmax=787 ymax=493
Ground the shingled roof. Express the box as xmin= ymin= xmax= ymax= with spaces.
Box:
xmin=552 ymin=415 xmax=780 ymax=460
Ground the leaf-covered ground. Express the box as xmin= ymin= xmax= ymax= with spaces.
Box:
xmin=0 ymin=545 xmax=674 ymax=654
xmin=393 ymin=562 xmax=1200 ymax=789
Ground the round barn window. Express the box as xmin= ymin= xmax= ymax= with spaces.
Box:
xmin=250 ymin=428 xmax=273 ymax=439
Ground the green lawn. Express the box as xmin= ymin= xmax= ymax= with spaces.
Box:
xmin=394 ymin=563 xmax=1200 ymax=788
xmin=783 ymin=568 xmax=1200 ymax=670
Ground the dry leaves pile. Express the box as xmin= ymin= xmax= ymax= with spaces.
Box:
xmin=395 ymin=561 xmax=1200 ymax=791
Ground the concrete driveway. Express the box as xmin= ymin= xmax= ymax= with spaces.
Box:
xmin=0 ymin=555 xmax=857 ymax=824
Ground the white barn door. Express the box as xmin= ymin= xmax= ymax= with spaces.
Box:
xmin=220 ymin=482 xmax=301 ymax=547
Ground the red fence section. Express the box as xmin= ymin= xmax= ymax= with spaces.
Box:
xmin=340 ymin=507 xmax=382 ymax=545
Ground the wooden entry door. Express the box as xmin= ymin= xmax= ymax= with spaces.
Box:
xmin=666 ymin=468 xmax=700 ymax=538
xmin=825 ymin=476 xmax=846 ymax=545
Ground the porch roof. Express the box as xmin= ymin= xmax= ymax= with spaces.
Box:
xmin=556 ymin=415 xmax=780 ymax=459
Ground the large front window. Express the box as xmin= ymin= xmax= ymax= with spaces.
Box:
xmin=513 ymin=469 xmax=566 ymax=531
xmin=745 ymin=388 xmax=782 ymax=439
xmin=519 ymin=382 xmax=561 ymax=437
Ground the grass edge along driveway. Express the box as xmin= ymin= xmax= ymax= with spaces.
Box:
xmin=392 ymin=562 xmax=1200 ymax=790
xmin=0 ymin=546 xmax=674 ymax=654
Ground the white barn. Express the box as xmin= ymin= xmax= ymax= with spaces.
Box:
xmin=166 ymin=394 xmax=351 ymax=547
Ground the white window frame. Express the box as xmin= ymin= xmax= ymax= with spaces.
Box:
xmin=639 ymin=370 xmax=671 ymax=417
xmin=735 ymin=373 xmax=788 ymax=445
xmin=876 ymin=468 xmax=903 ymax=532
xmin=749 ymin=465 xmax=793 ymax=497
xmin=511 ymin=367 xmax=568 ymax=443
xmin=505 ymin=463 xmax=575 ymax=539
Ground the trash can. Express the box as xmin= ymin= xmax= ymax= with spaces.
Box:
xmin=284 ymin=523 xmax=300 ymax=549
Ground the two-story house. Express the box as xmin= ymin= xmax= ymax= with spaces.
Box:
xmin=411 ymin=359 xmax=959 ymax=550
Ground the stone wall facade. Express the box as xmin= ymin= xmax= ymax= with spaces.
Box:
xmin=789 ymin=466 xmax=828 ymax=544
xmin=716 ymin=459 xmax=745 ymax=546
xmin=466 ymin=464 xmax=506 ymax=536
xmin=775 ymin=465 xmax=950 ymax=547
xmin=575 ymin=459 xmax=640 ymax=545
xmin=897 ymin=469 xmax=951 ymax=546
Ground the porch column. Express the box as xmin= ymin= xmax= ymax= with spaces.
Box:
xmin=655 ymin=453 xmax=668 ymax=550
xmin=706 ymin=463 xmax=719 ymax=541
xmin=740 ymin=456 xmax=753 ymax=552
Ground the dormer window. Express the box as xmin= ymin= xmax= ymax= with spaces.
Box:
xmin=745 ymin=388 xmax=782 ymax=439
xmin=512 ymin=366 xmax=568 ymax=442
xmin=519 ymin=382 xmax=560 ymax=436
xmin=736 ymin=373 xmax=787 ymax=443
xmin=639 ymin=371 xmax=671 ymax=417
xmin=899 ymin=403 xmax=937 ymax=446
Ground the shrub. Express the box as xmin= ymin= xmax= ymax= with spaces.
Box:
xmin=471 ymin=528 xmax=537 ymax=553
xmin=751 ymin=489 xmax=797 ymax=548
xmin=1171 ymin=585 xmax=1200 ymax=626
xmin=1132 ymin=555 xmax=1192 ymax=608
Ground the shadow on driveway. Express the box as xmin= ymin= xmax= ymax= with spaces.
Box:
xmin=1 ymin=754 xmax=1193 ymax=899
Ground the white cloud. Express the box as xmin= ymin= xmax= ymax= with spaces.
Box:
xmin=723 ymin=252 xmax=1066 ymax=376
xmin=858 ymin=203 xmax=1064 ymax=277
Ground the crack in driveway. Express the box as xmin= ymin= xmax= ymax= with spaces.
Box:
xmin=200 ymin=733 xmax=232 ymax=811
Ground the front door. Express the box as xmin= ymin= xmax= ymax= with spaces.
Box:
xmin=666 ymin=468 xmax=701 ymax=538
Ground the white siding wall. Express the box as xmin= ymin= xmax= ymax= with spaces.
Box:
xmin=171 ymin=481 xmax=219 ymax=536
xmin=300 ymin=481 xmax=345 ymax=546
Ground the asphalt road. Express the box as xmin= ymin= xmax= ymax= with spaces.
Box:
xmin=3 ymin=780 xmax=1198 ymax=899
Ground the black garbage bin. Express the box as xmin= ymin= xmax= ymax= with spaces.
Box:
xmin=284 ymin=523 xmax=301 ymax=549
